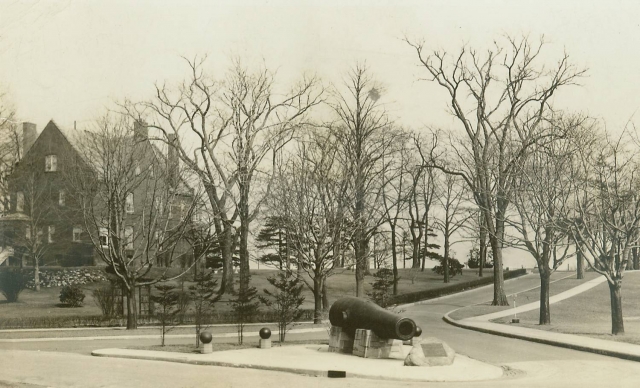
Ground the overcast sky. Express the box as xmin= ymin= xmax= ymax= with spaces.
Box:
xmin=1 ymin=0 xmax=640 ymax=135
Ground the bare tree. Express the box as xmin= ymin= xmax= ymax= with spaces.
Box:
xmin=331 ymin=64 xmax=397 ymax=297
xmin=510 ymin=115 xmax=586 ymax=324
xmin=0 ymin=95 xmax=20 ymax=214
xmin=380 ymin=130 xmax=412 ymax=294
xmin=68 ymin=115 xmax=206 ymax=329
xmin=131 ymin=57 xmax=323 ymax=295
xmin=568 ymin=125 xmax=640 ymax=335
xmin=435 ymin=169 xmax=474 ymax=283
xmin=271 ymin=131 xmax=351 ymax=323
xmin=407 ymin=35 xmax=586 ymax=305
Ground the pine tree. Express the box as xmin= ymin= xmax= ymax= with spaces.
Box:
xmin=260 ymin=271 xmax=305 ymax=343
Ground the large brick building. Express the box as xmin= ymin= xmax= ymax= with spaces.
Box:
xmin=0 ymin=120 xmax=196 ymax=268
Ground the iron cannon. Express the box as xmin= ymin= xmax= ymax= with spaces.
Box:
xmin=329 ymin=297 xmax=417 ymax=341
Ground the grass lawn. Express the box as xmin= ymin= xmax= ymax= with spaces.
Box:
xmin=491 ymin=271 xmax=640 ymax=345
xmin=449 ymin=271 xmax=601 ymax=320
xmin=0 ymin=267 xmax=489 ymax=323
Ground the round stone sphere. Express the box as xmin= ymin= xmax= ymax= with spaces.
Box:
xmin=199 ymin=331 xmax=213 ymax=344
xmin=414 ymin=326 xmax=423 ymax=337
xmin=259 ymin=327 xmax=271 ymax=339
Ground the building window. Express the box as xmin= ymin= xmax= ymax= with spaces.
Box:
xmin=73 ymin=226 xmax=82 ymax=242
xmin=48 ymin=225 xmax=55 ymax=243
xmin=59 ymin=190 xmax=65 ymax=206
xmin=16 ymin=191 xmax=24 ymax=212
xmin=125 ymin=192 xmax=134 ymax=213
xmin=135 ymin=164 xmax=141 ymax=176
xmin=45 ymin=155 xmax=58 ymax=172
xmin=25 ymin=226 xmax=31 ymax=240
xmin=99 ymin=227 xmax=108 ymax=247
xmin=124 ymin=226 xmax=134 ymax=250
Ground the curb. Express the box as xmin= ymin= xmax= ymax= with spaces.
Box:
xmin=442 ymin=274 xmax=640 ymax=363
xmin=442 ymin=314 xmax=640 ymax=363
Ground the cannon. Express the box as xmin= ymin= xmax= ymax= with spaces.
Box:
xmin=329 ymin=297 xmax=417 ymax=341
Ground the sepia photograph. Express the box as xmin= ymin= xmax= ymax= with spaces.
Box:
xmin=0 ymin=1 xmax=639 ymax=387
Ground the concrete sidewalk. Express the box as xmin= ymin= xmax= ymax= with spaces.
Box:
xmin=92 ymin=344 xmax=505 ymax=382
xmin=444 ymin=275 xmax=640 ymax=362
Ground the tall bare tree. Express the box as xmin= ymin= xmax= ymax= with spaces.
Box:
xmin=435 ymin=170 xmax=473 ymax=283
xmin=510 ymin=115 xmax=586 ymax=324
xmin=68 ymin=115 xmax=205 ymax=329
xmin=380 ymin=130 xmax=412 ymax=294
xmin=131 ymin=58 xmax=323 ymax=295
xmin=407 ymin=35 xmax=586 ymax=305
xmin=269 ymin=131 xmax=351 ymax=322
xmin=568 ymin=125 xmax=640 ymax=335
xmin=331 ymin=64 xmax=397 ymax=297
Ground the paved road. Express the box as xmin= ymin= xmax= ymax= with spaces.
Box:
xmin=1 ymin=272 xmax=639 ymax=387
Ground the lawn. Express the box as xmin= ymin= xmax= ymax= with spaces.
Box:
xmin=448 ymin=271 xmax=601 ymax=320
xmin=491 ymin=271 xmax=640 ymax=345
xmin=0 ymin=267 xmax=488 ymax=323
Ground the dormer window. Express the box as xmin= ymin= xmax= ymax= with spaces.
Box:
xmin=59 ymin=190 xmax=65 ymax=206
xmin=45 ymin=155 xmax=58 ymax=172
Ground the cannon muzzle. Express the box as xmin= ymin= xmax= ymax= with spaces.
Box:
xmin=329 ymin=297 xmax=417 ymax=341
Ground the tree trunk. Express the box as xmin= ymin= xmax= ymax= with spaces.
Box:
xmin=313 ymin=277 xmax=322 ymax=324
xmin=479 ymin=221 xmax=487 ymax=277
xmin=126 ymin=284 xmax=138 ymax=330
xmin=411 ymin=239 xmax=420 ymax=269
xmin=220 ymin=227 xmax=235 ymax=295
xmin=539 ymin=267 xmax=551 ymax=325
xmin=489 ymin=218 xmax=508 ymax=306
xmin=633 ymin=247 xmax=639 ymax=271
xmin=391 ymin=227 xmax=399 ymax=295
xmin=322 ymin=277 xmax=329 ymax=310
xmin=354 ymin=237 xmax=366 ymax=297
xmin=576 ymin=242 xmax=584 ymax=280
xmin=608 ymin=279 xmax=624 ymax=335
xmin=444 ymin=233 xmax=450 ymax=284
xmin=34 ymin=255 xmax=40 ymax=292
xmin=238 ymin=178 xmax=251 ymax=293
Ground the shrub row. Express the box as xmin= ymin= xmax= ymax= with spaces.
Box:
xmin=0 ymin=309 xmax=316 ymax=330
xmin=386 ymin=268 xmax=528 ymax=306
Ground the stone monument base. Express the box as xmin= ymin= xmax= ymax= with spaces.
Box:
xmin=404 ymin=337 xmax=455 ymax=366
xmin=352 ymin=328 xmax=404 ymax=359
xmin=328 ymin=326 xmax=354 ymax=354
xmin=259 ymin=338 xmax=271 ymax=349
xmin=202 ymin=343 xmax=213 ymax=354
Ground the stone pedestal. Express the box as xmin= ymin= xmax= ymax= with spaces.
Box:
xmin=404 ymin=337 xmax=455 ymax=366
xmin=202 ymin=343 xmax=213 ymax=354
xmin=328 ymin=326 xmax=354 ymax=354
xmin=352 ymin=329 xmax=404 ymax=359
xmin=259 ymin=338 xmax=271 ymax=349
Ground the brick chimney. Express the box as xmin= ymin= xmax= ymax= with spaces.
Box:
xmin=133 ymin=120 xmax=148 ymax=142
xmin=167 ymin=133 xmax=178 ymax=187
xmin=22 ymin=122 xmax=37 ymax=155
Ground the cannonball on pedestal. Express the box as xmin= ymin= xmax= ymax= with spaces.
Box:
xmin=259 ymin=327 xmax=271 ymax=340
xmin=200 ymin=331 xmax=213 ymax=344
xmin=414 ymin=326 xmax=423 ymax=337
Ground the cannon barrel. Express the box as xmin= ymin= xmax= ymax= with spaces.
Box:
xmin=329 ymin=297 xmax=417 ymax=341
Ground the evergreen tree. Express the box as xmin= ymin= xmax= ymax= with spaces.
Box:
xmin=188 ymin=271 xmax=221 ymax=347
xmin=229 ymin=276 xmax=260 ymax=345
xmin=151 ymin=284 xmax=180 ymax=346
xmin=260 ymin=271 xmax=305 ymax=343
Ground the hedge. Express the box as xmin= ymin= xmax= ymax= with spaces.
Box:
xmin=0 ymin=309 xmax=316 ymax=330
xmin=386 ymin=268 xmax=528 ymax=306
